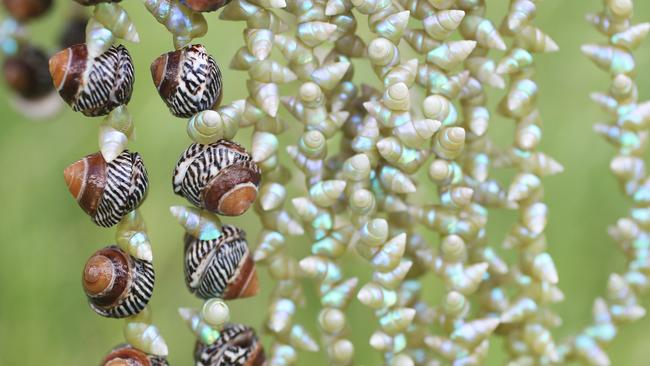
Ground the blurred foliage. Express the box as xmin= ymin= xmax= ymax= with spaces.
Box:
xmin=1 ymin=1 xmax=650 ymax=365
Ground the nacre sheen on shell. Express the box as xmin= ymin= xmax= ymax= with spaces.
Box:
xmin=173 ymin=140 xmax=260 ymax=216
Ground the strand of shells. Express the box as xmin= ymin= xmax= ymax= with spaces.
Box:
xmin=554 ymin=1 xmax=650 ymax=365
xmin=48 ymin=1 xmax=170 ymax=364
xmin=143 ymin=2 xmax=270 ymax=364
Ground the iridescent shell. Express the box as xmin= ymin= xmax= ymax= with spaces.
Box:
xmin=2 ymin=0 xmax=52 ymax=22
xmin=184 ymin=225 xmax=259 ymax=300
xmin=64 ymin=151 xmax=148 ymax=228
xmin=101 ymin=344 xmax=169 ymax=366
xmin=151 ymin=44 xmax=223 ymax=118
xmin=3 ymin=46 xmax=52 ymax=99
xmin=173 ymin=140 xmax=260 ymax=216
xmin=180 ymin=0 xmax=232 ymax=12
xmin=82 ymin=246 xmax=154 ymax=318
xmin=49 ymin=44 xmax=134 ymax=116
xmin=195 ymin=323 xmax=266 ymax=366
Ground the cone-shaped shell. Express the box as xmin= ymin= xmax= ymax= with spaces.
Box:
xmin=151 ymin=44 xmax=223 ymax=118
xmin=195 ymin=323 xmax=266 ymax=366
xmin=64 ymin=151 xmax=149 ymax=227
xmin=49 ymin=44 xmax=134 ymax=116
xmin=82 ymin=246 xmax=154 ymax=318
xmin=180 ymin=0 xmax=231 ymax=12
xmin=173 ymin=140 xmax=261 ymax=216
xmin=102 ymin=344 xmax=169 ymax=366
xmin=184 ymin=225 xmax=259 ymax=300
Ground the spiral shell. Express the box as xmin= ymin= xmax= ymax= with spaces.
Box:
xmin=64 ymin=151 xmax=149 ymax=227
xmin=49 ymin=44 xmax=134 ymax=116
xmin=184 ymin=224 xmax=259 ymax=300
xmin=173 ymin=140 xmax=261 ymax=216
xmin=181 ymin=0 xmax=232 ymax=12
xmin=101 ymin=344 xmax=169 ymax=366
xmin=195 ymin=323 xmax=266 ymax=366
xmin=2 ymin=0 xmax=52 ymax=22
xmin=82 ymin=246 xmax=154 ymax=318
xmin=3 ymin=46 xmax=52 ymax=99
xmin=151 ymin=44 xmax=223 ymax=118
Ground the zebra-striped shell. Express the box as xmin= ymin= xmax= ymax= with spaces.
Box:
xmin=194 ymin=323 xmax=266 ymax=366
xmin=151 ymin=44 xmax=223 ymax=118
xmin=180 ymin=0 xmax=231 ymax=12
xmin=49 ymin=44 xmax=134 ymax=117
xmin=173 ymin=140 xmax=261 ymax=216
xmin=184 ymin=225 xmax=259 ymax=300
xmin=102 ymin=344 xmax=169 ymax=366
xmin=64 ymin=151 xmax=148 ymax=228
xmin=74 ymin=0 xmax=122 ymax=5
xmin=3 ymin=46 xmax=53 ymax=99
xmin=82 ymin=246 xmax=154 ymax=318
xmin=2 ymin=0 xmax=52 ymax=22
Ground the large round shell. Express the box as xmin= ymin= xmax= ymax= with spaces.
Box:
xmin=3 ymin=46 xmax=53 ymax=99
xmin=64 ymin=150 xmax=149 ymax=228
xmin=184 ymin=225 xmax=259 ymax=300
xmin=151 ymin=44 xmax=223 ymax=118
xmin=173 ymin=140 xmax=260 ymax=216
xmin=180 ymin=0 xmax=232 ymax=12
xmin=195 ymin=323 xmax=266 ymax=366
xmin=49 ymin=44 xmax=134 ymax=116
xmin=2 ymin=0 xmax=52 ymax=22
xmin=82 ymin=246 xmax=154 ymax=318
xmin=102 ymin=344 xmax=169 ymax=366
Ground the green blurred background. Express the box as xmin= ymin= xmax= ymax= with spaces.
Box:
xmin=1 ymin=1 xmax=650 ymax=365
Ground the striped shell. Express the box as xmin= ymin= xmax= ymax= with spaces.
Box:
xmin=49 ymin=44 xmax=134 ymax=117
xmin=82 ymin=246 xmax=154 ymax=318
xmin=102 ymin=344 xmax=169 ymax=366
xmin=74 ymin=0 xmax=122 ymax=5
xmin=173 ymin=140 xmax=261 ymax=216
xmin=3 ymin=46 xmax=53 ymax=99
xmin=195 ymin=323 xmax=266 ymax=366
xmin=64 ymin=151 xmax=149 ymax=228
xmin=180 ymin=0 xmax=232 ymax=12
xmin=151 ymin=44 xmax=223 ymax=118
xmin=184 ymin=225 xmax=259 ymax=300
xmin=2 ymin=0 xmax=52 ymax=22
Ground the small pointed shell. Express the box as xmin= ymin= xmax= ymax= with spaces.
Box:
xmin=173 ymin=140 xmax=261 ymax=216
xmin=423 ymin=9 xmax=465 ymax=40
xmin=82 ymin=246 xmax=154 ymax=318
xmin=101 ymin=344 xmax=169 ymax=366
xmin=184 ymin=225 xmax=259 ymax=300
xmin=124 ymin=322 xmax=169 ymax=357
xmin=93 ymin=3 xmax=139 ymax=42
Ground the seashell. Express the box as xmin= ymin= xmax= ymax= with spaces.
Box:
xmin=384 ymin=59 xmax=418 ymax=88
xmin=82 ymin=246 xmax=154 ymax=318
xmin=250 ymin=59 xmax=297 ymax=83
xmin=373 ymin=10 xmax=410 ymax=44
xmin=49 ymin=44 xmax=134 ymax=117
xmin=497 ymin=48 xmax=533 ymax=74
xmin=173 ymin=140 xmax=261 ymax=216
xmin=612 ymin=22 xmax=650 ymax=50
xmin=403 ymin=28 xmax=440 ymax=54
xmin=202 ymin=298 xmax=231 ymax=329
xmin=253 ymin=230 xmax=285 ymax=262
xmin=124 ymin=322 xmax=169 ymax=357
xmin=245 ymin=28 xmax=273 ymax=61
xmin=309 ymin=180 xmax=347 ymax=207
xmin=2 ymin=0 xmax=52 ymax=22
xmin=151 ymin=44 xmax=223 ymax=118
xmin=581 ymin=44 xmax=634 ymax=75
xmin=311 ymin=62 xmax=351 ymax=91
xmin=466 ymin=57 xmax=505 ymax=89
xmin=329 ymin=339 xmax=354 ymax=364
xmin=322 ymin=277 xmax=359 ymax=308
xmin=116 ymin=210 xmax=153 ymax=262
xmin=368 ymin=37 xmax=400 ymax=78
xmin=64 ymin=151 xmax=148 ymax=227
xmin=85 ymin=18 xmax=115 ymax=58
xmin=180 ymin=0 xmax=232 ymax=12
xmin=498 ymin=79 xmax=537 ymax=118
xmin=427 ymin=40 xmax=477 ymax=71
xmin=516 ymin=25 xmax=559 ymax=53
xmin=184 ymin=224 xmax=259 ymax=300
xmin=423 ymin=10 xmax=465 ymax=41
xmin=259 ymin=182 xmax=286 ymax=211
xmin=460 ymin=15 xmax=506 ymax=50
xmin=379 ymin=307 xmax=416 ymax=335
xmin=101 ymin=344 xmax=169 ymax=366
xmin=377 ymin=137 xmax=427 ymax=174
xmin=297 ymin=21 xmax=337 ymax=48
xmin=93 ymin=3 xmax=139 ymax=43
xmin=144 ymin=0 xmax=207 ymax=49
xmin=74 ymin=0 xmax=122 ymax=4
xmin=358 ymin=282 xmax=397 ymax=309
xmin=59 ymin=14 xmax=88 ymax=49
xmin=3 ymin=46 xmax=53 ymax=99
xmin=194 ymin=323 xmax=266 ymax=366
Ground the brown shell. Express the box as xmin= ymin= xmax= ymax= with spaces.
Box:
xmin=3 ymin=46 xmax=53 ymax=99
xmin=102 ymin=344 xmax=169 ymax=366
xmin=64 ymin=152 xmax=107 ymax=217
xmin=59 ymin=16 xmax=88 ymax=49
xmin=179 ymin=0 xmax=232 ymax=12
xmin=2 ymin=0 xmax=52 ymax=22
xmin=74 ymin=0 xmax=121 ymax=5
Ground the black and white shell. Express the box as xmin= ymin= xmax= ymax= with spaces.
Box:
xmin=194 ymin=323 xmax=266 ymax=366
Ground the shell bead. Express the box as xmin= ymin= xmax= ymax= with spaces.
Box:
xmin=49 ymin=44 xmax=134 ymax=117
xmin=151 ymin=44 xmax=223 ymax=118
xmin=194 ymin=323 xmax=266 ymax=366
xmin=82 ymin=246 xmax=155 ymax=318
xmin=64 ymin=151 xmax=149 ymax=228
xmin=3 ymin=46 xmax=53 ymax=99
xmin=184 ymin=224 xmax=259 ymax=300
xmin=2 ymin=0 xmax=52 ymax=22
xmin=180 ymin=0 xmax=232 ymax=12
xmin=173 ymin=140 xmax=261 ymax=216
xmin=101 ymin=344 xmax=169 ymax=366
